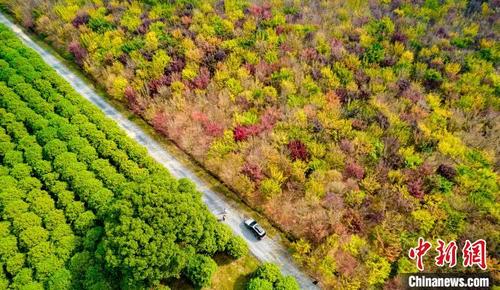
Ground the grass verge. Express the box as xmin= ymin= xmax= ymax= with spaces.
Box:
xmin=168 ymin=254 xmax=259 ymax=290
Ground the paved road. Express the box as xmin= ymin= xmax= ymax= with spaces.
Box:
xmin=0 ymin=13 xmax=319 ymax=290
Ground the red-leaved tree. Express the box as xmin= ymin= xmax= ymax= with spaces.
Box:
xmin=124 ymin=86 xmax=144 ymax=114
xmin=287 ymin=140 xmax=309 ymax=161
xmin=407 ymin=177 xmax=425 ymax=199
xmin=152 ymin=111 xmax=169 ymax=137
xmin=233 ymin=125 xmax=260 ymax=141
xmin=241 ymin=162 xmax=264 ymax=183
xmin=436 ymin=164 xmax=456 ymax=180
xmin=203 ymin=121 xmax=223 ymax=137
xmin=148 ymin=75 xmax=171 ymax=95
xmin=192 ymin=67 xmax=210 ymax=89
xmin=191 ymin=111 xmax=223 ymax=137
xmin=344 ymin=161 xmax=365 ymax=179
xmin=248 ymin=3 xmax=272 ymax=20
xmin=260 ymin=108 xmax=279 ymax=131
xmin=68 ymin=41 xmax=87 ymax=66
xmin=72 ymin=12 xmax=89 ymax=28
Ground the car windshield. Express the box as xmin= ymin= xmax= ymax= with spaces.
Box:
xmin=254 ymin=224 xmax=265 ymax=234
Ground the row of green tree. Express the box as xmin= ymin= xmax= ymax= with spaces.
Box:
xmin=0 ymin=23 xmax=248 ymax=289
xmin=0 ymin=124 xmax=76 ymax=290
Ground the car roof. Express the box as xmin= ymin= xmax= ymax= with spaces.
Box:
xmin=254 ymin=224 xmax=265 ymax=234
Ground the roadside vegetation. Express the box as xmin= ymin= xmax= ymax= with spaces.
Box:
xmin=245 ymin=263 xmax=300 ymax=290
xmin=0 ymin=23 xmax=252 ymax=289
xmin=1 ymin=0 xmax=498 ymax=288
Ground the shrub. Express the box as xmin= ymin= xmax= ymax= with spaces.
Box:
xmin=6 ymin=253 xmax=25 ymax=276
xmin=19 ymin=226 xmax=48 ymax=249
xmin=246 ymin=263 xmax=299 ymax=290
xmin=152 ymin=111 xmax=169 ymax=136
xmin=10 ymin=163 xmax=32 ymax=178
xmin=363 ymin=42 xmax=385 ymax=64
xmin=246 ymin=278 xmax=273 ymax=290
xmin=424 ymin=69 xmax=443 ymax=88
xmin=184 ymin=254 xmax=217 ymax=289
xmin=225 ymin=235 xmax=248 ymax=259
xmin=253 ymin=262 xmax=283 ymax=283
xmin=407 ymin=177 xmax=425 ymax=199
xmin=275 ymin=276 xmax=300 ymax=290
xmin=287 ymin=140 xmax=309 ymax=161
xmin=259 ymin=178 xmax=282 ymax=199
xmin=233 ymin=125 xmax=260 ymax=141
xmin=68 ymin=41 xmax=87 ymax=66
xmin=412 ymin=209 xmax=436 ymax=234
xmin=366 ymin=253 xmax=391 ymax=286
xmin=87 ymin=17 xmax=115 ymax=33
xmin=72 ymin=12 xmax=89 ymax=28
xmin=192 ymin=67 xmax=210 ymax=89
xmin=148 ymin=75 xmax=171 ymax=95
xmin=436 ymin=164 xmax=456 ymax=180
xmin=3 ymin=150 xmax=24 ymax=166
xmin=43 ymin=139 xmax=68 ymax=160
xmin=344 ymin=162 xmax=365 ymax=180
xmin=241 ymin=162 xmax=264 ymax=183
xmin=203 ymin=121 xmax=223 ymax=137
xmin=213 ymin=224 xmax=232 ymax=252
xmin=124 ymin=86 xmax=143 ymax=114
xmin=46 ymin=268 xmax=72 ymax=290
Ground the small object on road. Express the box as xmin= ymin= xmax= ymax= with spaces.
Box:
xmin=218 ymin=208 xmax=228 ymax=222
xmin=244 ymin=218 xmax=266 ymax=239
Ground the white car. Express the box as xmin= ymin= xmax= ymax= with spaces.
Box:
xmin=244 ymin=218 xmax=266 ymax=239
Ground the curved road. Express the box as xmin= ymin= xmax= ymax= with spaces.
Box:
xmin=0 ymin=13 xmax=319 ymax=290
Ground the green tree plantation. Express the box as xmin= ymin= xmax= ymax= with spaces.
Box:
xmin=0 ymin=23 xmax=251 ymax=289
